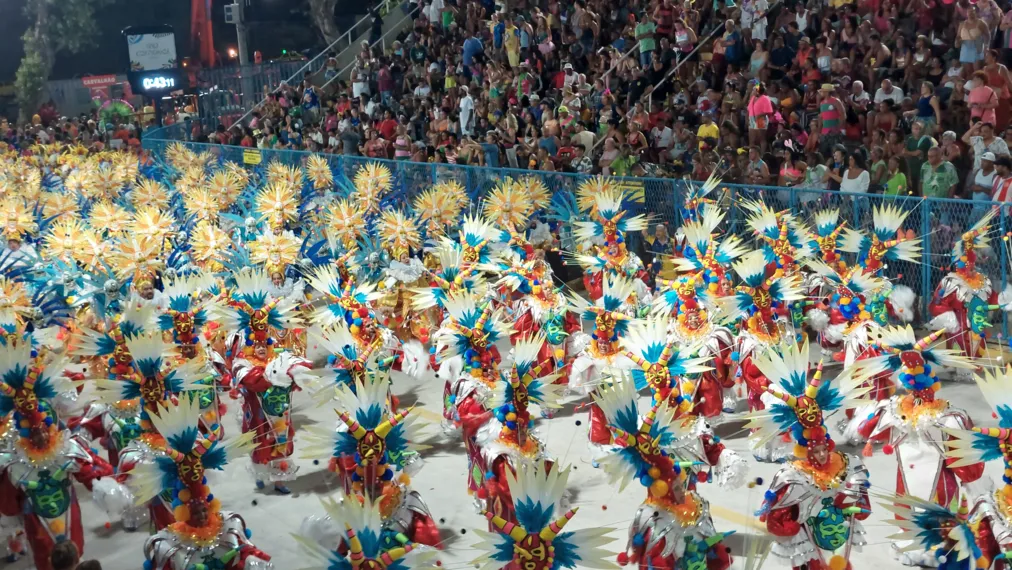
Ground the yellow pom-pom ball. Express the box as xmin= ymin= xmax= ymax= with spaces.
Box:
xmin=177 ymin=489 xmax=192 ymax=503
xmin=398 ymin=474 xmax=412 ymax=486
xmin=682 ymin=381 xmax=695 ymax=393
xmin=209 ymin=498 xmax=221 ymax=513
xmin=554 ymin=349 xmax=565 ymax=360
xmin=649 ymin=479 xmax=669 ymax=499
xmin=794 ymin=444 xmax=808 ymax=459
xmin=350 ymin=325 xmax=361 ymax=335
xmin=454 ymin=276 xmax=463 ymax=285
xmin=173 ymin=504 xmax=190 ymax=522
xmin=839 ymin=297 xmax=851 ymax=305
xmin=931 ymin=382 xmax=942 ymax=392
xmin=773 ymin=268 xmax=784 ymax=278
xmin=708 ymin=283 xmax=718 ymax=292
xmin=19 ymin=420 xmax=29 ymax=428
xmin=1003 ymin=485 xmax=1012 ymax=500
xmin=977 ymin=557 xmax=991 ymax=568
xmin=532 ymin=286 xmax=542 ymax=294
xmin=802 ymin=428 xmax=812 ymax=438
xmin=48 ymin=518 xmax=66 ymax=535
xmin=648 ymin=467 xmax=661 ymax=479
xmin=828 ymin=555 xmax=848 ymax=570
xmin=506 ymin=412 xmax=517 ymax=422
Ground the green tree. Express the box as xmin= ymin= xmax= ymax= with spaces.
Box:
xmin=15 ymin=0 xmax=111 ymax=123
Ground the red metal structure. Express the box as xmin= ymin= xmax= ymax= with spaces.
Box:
xmin=191 ymin=0 xmax=216 ymax=68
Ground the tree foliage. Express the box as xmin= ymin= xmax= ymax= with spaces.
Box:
xmin=15 ymin=0 xmax=111 ymax=122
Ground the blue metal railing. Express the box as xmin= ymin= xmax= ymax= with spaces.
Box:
xmin=141 ymin=135 xmax=1012 ymax=330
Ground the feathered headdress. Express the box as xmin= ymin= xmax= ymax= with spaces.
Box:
xmin=839 ymin=203 xmax=921 ymax=275
xmin=413 ymin=183 xmax=464 ymax=233
xmin=92 ymin=333 xmax=204 ymax=428
xmin=0 ymin=197 xmax=37 ymax=241
xmin=449 ymin=214 xmax=500 ymax=267
xmin=854 ymin=326 xmax=974 ymax=399
xmin=433 ymin=291 xmax=509 ymax=374
xmin=217 ymin=269 xmax=302 ymax=349
xmin=811 ymin=209 xmax=848 ymax=265
xmin=0 ymin=342 xmax=72 ymax=457
xmin=952 ymin=206 xmax=996 ymax=273
xmin=621 ymin=316 xmax=711 ymax=410
xmin=483 ymin=180 xmax=534 ymax=229
xmin=744 ymin=340 xmax=870 ymax=462
xmin=307 ymin=324 xmax=391 ymax=393
xmin=410 ymin=243 xmax=484 ymax=311
xmin=72 ymin=299 xmax=155 ymax=376
xmin=471 ymin=460 xmax=617 ymax=570
xmin=158 ymin=273 xmax=219 ymax=349
xmin=304 ymin=264 xmax=383 ymax=330
xmin=352 ymin=163 xmax=393 ymax=214
xmin=326 ymin=199 xmax=368 ymax=250
xmin=130 ymin=206 xmax=176 ymax=247
xmin=567 ymin=275 xmax=636 ymax=354
xmin=485 ymin=333 xmax=562 ymax=447
xmin=592 ymin=379 xmax=699 ymax=498
xmin=573 ymin=189 xmax=647 ymax=247
xmin=681 ymin=172 xmax=722 ymax=222
xmin=878 ymin=493 xmax=980 ymax=567
xmin=292 ymin=494 xmax=437 ymax=570
xmin=183 ymin=187 xmax=222 ymax=221
xmin=256 ymin=181 xmax=299 ymax=231
xmin=306 ymin=154 xmax=334 ymax=190
xmin=805 ymin=260 xmax=888 ymax=323
xmin=189 ymin=221 xmax=232 ymax=272
xmin=207 ymin=169 xmax=245 ymax=208
xmin=89 ymin=201 xmax=131 ymax=235
xmin=377 ymin=210 xmax=421 ymax=260
xmin=107 ymin=235 xmax=165 ymax=289
xmin=249 ymin=229 xmax=302 ymax=276
xmin=673 ymin=207 xmax=748 ymax=288
xmin=714 ymin=250 xmax=803 ymax=343
xmin=944 ymin=366 xmax=1012 ymax=518
xmin=126 ymin=397 xmax=255 ymax=541
xmin=43 ymin=217 xmax=90 ymax=264
xmin=304 ymin=375 xmax=426 ymax=504
xmin=743 ymin=200 xmax=814 ymax=272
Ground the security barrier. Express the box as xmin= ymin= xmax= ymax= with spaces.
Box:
xmin=141 ymin=135 xmax=1012 ymax=332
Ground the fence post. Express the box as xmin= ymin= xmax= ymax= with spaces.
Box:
xmin=1002 ymin=206 xmax=1008 ymax=340
xmin=920 ymin=199 xmax=932 ymax=319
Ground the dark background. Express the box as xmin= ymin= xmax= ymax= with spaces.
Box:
xmin=0 ymin=0 xmax=361 ymax=82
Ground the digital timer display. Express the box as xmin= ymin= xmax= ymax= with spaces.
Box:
xmin=141 ymin=76 xmax=175 ymax=90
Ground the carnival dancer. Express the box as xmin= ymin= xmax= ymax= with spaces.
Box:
xmin=221 ymin=269 xmax=312 ymax=493
xmin=942 ymin=365 xmax=1012 ymax=568
xmin=302 ymin=372 xmax=440 ymax=548
xmin=376 ymin=210 xmax=429 ymax=375
xmin=0 ymin=343 xmax=116 ymax=570
xmin=567 ymin=275 xmax=638 ymax=452
xmin=809 ymin=209 xmax=848 ymax=271
xmin=432 ymin=291 xmax=510 ymax=503
xmin=714 ymin=249 xmax=803 ymax=447
xmin=839 ymin=203 xmax=920 ymax=323
xmin=157 ymin=273 xmax=228 ymax=437
xmin=748 ymin=340 xmax=873 ymax=570
xmin=476 ymin=332 xmax=563 ymax=528
xmin=571 ymin=188 xmax=649 ymax=301
xmin=842 ymin=326 xmax=984 ymax=518
xmin=470 ymin=459 xmax=618 ymax=570
xmin=803 ymin=260 xmax=889 ymax=360
xmin=593 ymin=379 xmax=733 ymax=570
xmin=126 ymin=398 xmax=272 ymax=570
xmin=293 ymin=494 xmax=437 ymax=570
xmin=308 ymin=323 xmax=393 ymax=399
xmin=928 ymin=208 xmax=1005 ymax=368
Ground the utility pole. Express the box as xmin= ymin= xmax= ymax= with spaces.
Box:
xmin=235 ymin=0 xmax=250 ymax=65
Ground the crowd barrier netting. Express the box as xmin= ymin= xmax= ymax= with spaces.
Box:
xmin=141 ymin=134 xmax=1012 ymax=337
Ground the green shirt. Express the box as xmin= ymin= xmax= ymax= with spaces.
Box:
xmin=884 ymin=171 xmax=908 ymax=196
xmin=636 ymin=22 xmax=657 ymax=53
xmin=611 ymin=155 xmax=637 ymax=176
xmin=920 ymin=161 xmax=958 ymax=198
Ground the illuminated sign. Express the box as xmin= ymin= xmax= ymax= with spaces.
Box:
xmin=141 ymin=76 xmax=176 ymax=90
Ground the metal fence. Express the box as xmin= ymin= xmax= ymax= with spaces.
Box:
xmin=190 ymin=61 xmax=307 ymax=127
xmin=141 ymin=135 xmax=1012 ymax=327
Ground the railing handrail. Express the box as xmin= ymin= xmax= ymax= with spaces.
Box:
xmin=322 ymin=8 xmax=414 ymax=91
xmin=226 ymin=0 xmax=401 ymax=130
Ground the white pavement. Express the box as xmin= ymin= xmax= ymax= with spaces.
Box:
xmin=6 ymin=361 xmax=1007 ymax=570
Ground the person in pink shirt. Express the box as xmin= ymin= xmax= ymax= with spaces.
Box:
xmin=968 ymin=70 xmax=999 ymax=126
xmin=747 ymin=81 xmax=774 ymax=152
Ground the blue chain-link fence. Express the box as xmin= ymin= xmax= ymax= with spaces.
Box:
xmin=141 ymin=135 xmax=1012 ymax=330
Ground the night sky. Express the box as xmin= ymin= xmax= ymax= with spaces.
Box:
xmin=0 ymin=0 xmax=324 ymax=82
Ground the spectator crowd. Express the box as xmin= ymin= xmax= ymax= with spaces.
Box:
xmin=180 ymin=0 xmax=1012 ymax=201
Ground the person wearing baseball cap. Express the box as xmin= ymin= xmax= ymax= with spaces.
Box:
xmin=970 ymin=151 xmax=999 ymax=204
